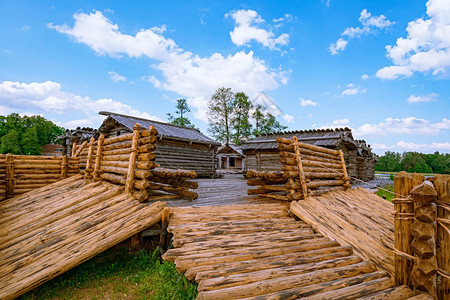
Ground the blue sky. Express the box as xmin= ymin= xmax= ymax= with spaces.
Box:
xmin=0 ymin=0 xmax=449 ymax=154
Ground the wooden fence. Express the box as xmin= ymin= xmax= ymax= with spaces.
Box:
xmin=393 ymin=172 xmax=449 ymax=299
xmin=0 ymin=154 xmax=79 ymax=200
xmin=72 ymin=124 xmax=198 ymax=202
xmin=247 ymin=136 xmax=350 ymax=200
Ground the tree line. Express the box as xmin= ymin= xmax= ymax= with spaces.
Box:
xmin=375 ymin=151 xmax=449 ymax=174
xmin=0 ymin=113 xmax=64 ymax=155
xmin=168 ymin=87 xmax=286 ymax=145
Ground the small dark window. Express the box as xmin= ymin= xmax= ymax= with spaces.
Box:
xmin=116 ymin=131 xmax=121 ymax=136
xmin=229 ymin=157 xmax=235 ymax=167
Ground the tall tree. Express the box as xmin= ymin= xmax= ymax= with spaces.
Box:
xmin=0 ymin=130 xmax=21 ymax=154
xmin=231 ymin=92 xmax=253 ymax=145
xmin=22 ymin=127 xmax=42 ymax=155
xmin=166 ymin=98 xmax=196 ymax=128
xmin=207 ymin=87 xmax=234 ymax=144
xmin=252 ymin=104 xmax=286 ymax=136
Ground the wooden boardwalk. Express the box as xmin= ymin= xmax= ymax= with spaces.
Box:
xmin=163 ymin=203 xmax=422 ymax=300
xmin=0 ymin=175 xmax=165 ymax=300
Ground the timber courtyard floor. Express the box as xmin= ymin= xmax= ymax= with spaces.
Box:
xmin=161 ymin=174 xmax=430 ymax=299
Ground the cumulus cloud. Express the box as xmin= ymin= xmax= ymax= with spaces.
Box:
xmin=329 ymin=9 xmax=394 ymax=55
xmin=407 ymin=93 xmax=439 ymax=103
xmin=283 ymin=113 xmax=294 ymax=123
xmin=50 ymin=10 xmax=288 ymax=122
xmin=108 ymin=71 xmax=127 ymax=82
xmin=373 ymin=141 xmax=450 ymax=153
xmin=361 ymin=74 xmax=369 ymax=80
xmin=315 ymin=118 xmax=351 ymax=129
xmin=340 ymin=83 xmax=366 ymax=96
xmin=377 ymin=0 xmax=450 ymax=79
xmin=300 ymin=98 xmax=318 ymax=107
xmin=0 ymin=80 xmax=161 ymax=128
xmin=354 ymin=117 xmax=450 ymax=137
xmin=226 ymin=9 xmax=289 ymax=50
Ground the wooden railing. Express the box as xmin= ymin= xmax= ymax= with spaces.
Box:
xmin=393 ymin=172 xmax=449 ymax=299
xmin=0 ymin=154 xmax=79 ymax=200
xmin=247 ymin=136 xmax=350 ymax=200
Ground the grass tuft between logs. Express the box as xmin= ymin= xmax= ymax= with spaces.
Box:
xmin=18 ymin=246 xmax=197 ymax=300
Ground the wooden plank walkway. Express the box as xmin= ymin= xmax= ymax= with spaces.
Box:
xmin=163 ymin=203 xmax=422 ymax=300
xmin=0 ymin=175 xmax=165 ymax=300
xmin=291 ymin=187 xmax=395 ymax=277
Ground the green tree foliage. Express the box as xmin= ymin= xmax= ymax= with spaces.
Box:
xmin=207 ymin=87 xmax=234 ymax=144
xmin=252 ymin=104 xmax=287 ymax=136
xmin=375 ymin=151 xmax=449 ymax=174
xmin=231 ymin=92 xmax=253 ymax=145
xmin=0 ymin=113 xmax=64 ymax=154
xmin=0 ymin=130 xmax=21 ymax=154
xmin=166 ymin=99 xmax=196 ymax=128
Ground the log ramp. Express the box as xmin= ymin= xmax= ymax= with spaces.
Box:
xmin=0 ymin=124 xmax=169 ymax=300
xmin=163 ymin=203 xmax=423 ymax=300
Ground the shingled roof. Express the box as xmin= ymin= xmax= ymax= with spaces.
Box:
xmin=240 ymin=128 xmax=359 ymax=150
xmin=99 ymin=111 xmax=220 ymax=146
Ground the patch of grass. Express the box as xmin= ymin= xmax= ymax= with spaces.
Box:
xmin=377 ymin=185 xmax=395 ymax=202
xmin=19 ymin=246 xmax=197 ymax=300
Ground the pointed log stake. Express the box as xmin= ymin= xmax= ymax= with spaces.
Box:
xmin=5 ymin=153 xmax=14 ymax=198
xmin=93 ymin=134 xmax=104 ymax=181
xmin=71 ymin=142 xmax=77 ymax=157
xmin=339 ymin=149 xmax=350 ymax=188
xmin=292 ymin=136 xmax=307 ymax=199
xmin=84 ymin=137 xmax=95 ymax=181
xmin=60 ymin=156 xmax=68 ymax=179
xmin=125 ymin=124 xmax=140 ymax=193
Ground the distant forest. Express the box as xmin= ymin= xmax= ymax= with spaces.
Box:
xmin=375 ymin=151 xmax=450 ymax=174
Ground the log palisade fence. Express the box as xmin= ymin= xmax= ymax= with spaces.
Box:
xmin=0 ymin=153 xmax=79 ymax=200
xmin=393 ymin=172 xmax=450 ymax=299
xmin=247 ymin=136 xmax=350 ymax=200
xmin=72 ymin=123 xmax=198 ymax=202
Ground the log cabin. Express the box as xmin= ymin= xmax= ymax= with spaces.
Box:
xmin=97 ymin=111 xmax=221 ymax=177
xmin=217 ymin=144 xmax=245 ymax=172
xmin=240 ymin=128 xmax=377 ymax=182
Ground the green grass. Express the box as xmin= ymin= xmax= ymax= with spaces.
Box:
xmin=19 ymin=246 xmax=197 ymax=300
xmin=377 ymin=185 xmax=395 ymax=202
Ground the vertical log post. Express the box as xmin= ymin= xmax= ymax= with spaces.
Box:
xmin=71 ymin=142 xmax=77 ymax=157
xmin=93 ymin=134 xmax=104 ymax=181
xmin=394 ymin=171 xmax=416 ymax=287
xmin=434 ymin=174 xmax=450 ymax=300
xmin=84 ymin=137 xmax=95 ymax=182
xmin=125 ymin=124 xmax=140 ymax=194
xmin=159 ymin=207 xmax=171 ymax=251
xmin=410 ymin=181 xmax=438 ymax=298
xmin=292 ymin=137 xmax=307 ymax=199
xmin=5 ymin=153 xmax=14 ymax=198
xmin=60 ymin=155 xmax=68 ymax=179
xmin=339 ymin=150 xmax=351 ymax=188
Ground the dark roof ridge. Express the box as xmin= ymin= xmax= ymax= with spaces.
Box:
xmin=257 ymin=127 xmax=352 ymax=137
xmin=99 ymin=111 xmax=201 ymax=133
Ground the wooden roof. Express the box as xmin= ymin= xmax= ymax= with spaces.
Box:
xmin=240 ymin=128 xmax=376 ymax=157
xmin=99 ymin=111 xmax=220 ymax=146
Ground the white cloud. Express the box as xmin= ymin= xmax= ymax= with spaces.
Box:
xmin=0 ymin=80 xmax=162 ymax=128
xmin=361 ymin=74 xmax=369 ymax=80
xmin=373 ymin=141 xmax=450 ymax=154
xmin=108 ymin=71 xmax=127 ymax=82
xmin=340 ymin=83 xmax=366 ymax=96
xmin=283 ymin=113 xmax=294 ymax=123
xmin=329 ymin=38 xmax=348 ymax=55
xmin=354 ymin=117 xmax=450 ymax=137
xmin=377 ymin=0 xmax=450 ymax=79
xmin=19 ymin=25 xmax=30 ymax=31
xmin=51 ymin=10 xmax=288 ymax=122
xmin=226 ymin=9 xmax=289 ymax=50
xmin=300 ymin=98 xmax=318 ymax=107
xmin=315 ymin=118 xmax=351 ymax=129
xmin=330 ymin=9 xmax=394 ymax=55
xmin=407 ymin=93 xmax=438 ymax=103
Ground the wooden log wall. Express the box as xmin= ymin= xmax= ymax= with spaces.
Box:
xmin=0 ymin=154 xmax=79 ymax=200
xmin=73 ymin=124 xmax=198 ymax=202
xmin=246 ymin=137 xmax=350 ymax=201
